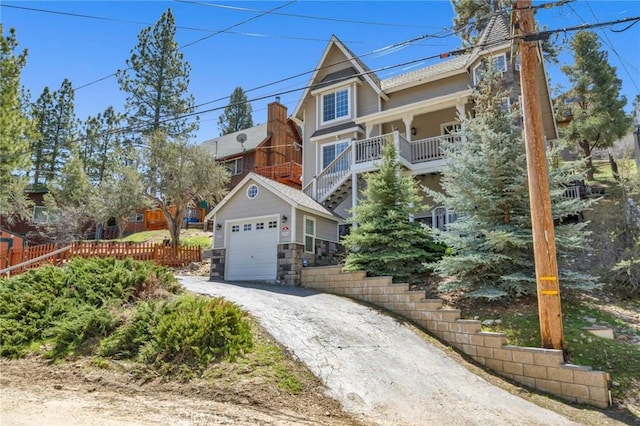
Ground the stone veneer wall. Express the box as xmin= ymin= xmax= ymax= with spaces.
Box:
xmin=301 ymin=265 xmax=611 ymax=409
xmin=209 ymin=248 xmax=226 ymax=281
xmin=278 ymin=240 xmax=342 ymax=286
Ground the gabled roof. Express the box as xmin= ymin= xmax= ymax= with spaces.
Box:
xmin=381 ymin=54 xmax=471 ymax=92
xmin=292 ymin=35 xmax=387 ymax=120
xmin=200 ymin=124 xmax=268 ymax=160
xmin=206 ymin=173 xmax=342 ymax=222
xmin=381 ymin=13 xmax=511 ymax=93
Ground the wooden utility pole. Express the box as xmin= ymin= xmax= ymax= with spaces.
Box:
xmin=515 ymin=0 xmax=564 ymax=350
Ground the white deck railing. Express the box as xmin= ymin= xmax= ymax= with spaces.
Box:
xmin=306 ymin=131 xmax=457 ymax=203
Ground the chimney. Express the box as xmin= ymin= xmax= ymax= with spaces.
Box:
xmin=267 ymin=99 xmax=288 ymax=164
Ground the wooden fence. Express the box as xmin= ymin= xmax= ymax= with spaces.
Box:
xmin=0 ymin=241 xmax=202 ymax=277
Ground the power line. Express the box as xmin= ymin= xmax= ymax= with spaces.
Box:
xmin=175 ymin=0 xmax=440 ymax=30
xmin=581 ymin=1 xmax=640 ymax=93
xmin=74 ymin=1 xmax=299 ymax=90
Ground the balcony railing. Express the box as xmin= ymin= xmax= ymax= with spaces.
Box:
xmin=306 ymin=131 xmax=456 ymax=203
xmin=255 ymin=161 xmax=302 ymax=185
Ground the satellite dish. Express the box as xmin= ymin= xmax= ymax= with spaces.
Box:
xmin=236 ymin=133 xmax=247 ymax=151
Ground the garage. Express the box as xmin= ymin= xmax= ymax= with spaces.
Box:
xmin=226 ymin=217 xmax=278 ymax=281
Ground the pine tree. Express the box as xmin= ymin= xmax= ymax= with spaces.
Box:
xmin=80 ymin=106 xmax=129 ymax=186
xmin=451 ymin=0 xmax=558 ymax=62
xmin=559 ymin=31 xmax=632 ymax=181
xmin=29 ymin=79 xmax=77 ymax=186
xmin=341 ymin=143 xmax=445 ymax=284
xmin=117 ymin=8 xmax=197 ymax=143
xmin=40 ymin=152 xmax=99 ymax=243
xmin=429 ymin=69 xmax=597 ymax=299
xmin=217 ymin=86 xmax=253 ymax=135
xmin=451 ymin=0 xmax=509 ymax=47
xmin=0 ymin=25 xmax=34 ymax=222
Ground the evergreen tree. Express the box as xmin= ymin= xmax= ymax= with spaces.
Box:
xmin=341 ymin=143 xmax=445 ymax=284
xmin=429 ymin=69 xmax=597 ymax=299
xmin=29 ymin=79 xmax=77 ymax=186
xmin=451 ymin=0 xmax=558 ymax=62
xmin=217 ymin=86 xmax=253 ymax=135
xmin=81 ymin=106 xmax=130 ymax=186
xmin=117 ymin=8 xmax=197 ymax=143
xmin=143 ymin=131 xmax=229 ymax=246
xmin=40 ymin=152 xmax=99 ymax=243
xmin=559 ymin=31 xmax=632 ymax=181
xmin=451 ymin=0 xmax=509 ymax=47
xmin=0 ymin=26 xmax=34 ymax=222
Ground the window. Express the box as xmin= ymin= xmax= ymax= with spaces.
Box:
xmin=32 ymin=206 xmax=50 ymax=224
xmin=231 ymin=225 xmax=240 ymax=233
xmin=243 ymin=223 xmax=252 ymax=231
xmin=472 ymin=53 xmax=508 ymax=86
xmin=322 ymin=89 xmax=349 ymax=123
xmin=501 ymin=97 xmax=511 ymax=111
xmin=224 ymin=158 xmax=242 ymax=175
xmin=246 ymin=184 xmax=259 ymax=199
xmin=128 ymin=213 xmax=144 ymax=223
xmin=256 ymin=222 xmax=264 ymax=230
xmin=322 ymin=141 xmax=349 ymax=170
xmin=268 ymin=221 xmax=277 ymax=229
xmin=514 ymin=54 xmax=520 ymax=71
xmin=304 ymin=217 xmax=316 ymax=253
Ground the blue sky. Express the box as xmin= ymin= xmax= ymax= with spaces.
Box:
xmin=2 ymin=1 xmax=639 ymax=143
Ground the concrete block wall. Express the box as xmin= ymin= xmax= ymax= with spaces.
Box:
xmin=301 ymin=265 xmax=610 ymax=409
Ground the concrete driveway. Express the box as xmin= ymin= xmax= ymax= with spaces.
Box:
xmin=179 ymin=276 xmax=575 ymax=426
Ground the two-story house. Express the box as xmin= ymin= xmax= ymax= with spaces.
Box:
xmin=293 ymin=13 xmax=557 ymax=231
xmin=204 ymin=14 xmax=558 ymax=286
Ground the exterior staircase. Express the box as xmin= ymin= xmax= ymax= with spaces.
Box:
xmin=304 ymin=131 xmax=453 ymax=211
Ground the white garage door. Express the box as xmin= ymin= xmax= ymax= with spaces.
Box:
xmin=226 ymin=218 xmax=278 ymax=281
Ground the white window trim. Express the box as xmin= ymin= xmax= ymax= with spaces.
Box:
xmin=472 ymin=53 xmax=508 ymax=86
xmin=440 ymin=121 xmax=461 ymax=136
xmin=320 ymin=87 xmax=351 ymax=126
xmin=321 ymin=139 xmax=350 ymax=171
xmin=304 ymin=215 xmax=316 ymax=254
xmin=246 ymin=184 xmax=259 ymax=199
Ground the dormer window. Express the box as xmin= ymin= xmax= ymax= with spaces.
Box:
xmin=322 ymin=88 xmax=349 ymax=123
xmin=472 ymin=53 xmax=508 ymax=86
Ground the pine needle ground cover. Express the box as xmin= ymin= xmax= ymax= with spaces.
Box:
xmin=0 ymin=257 xmax=253 ymax=377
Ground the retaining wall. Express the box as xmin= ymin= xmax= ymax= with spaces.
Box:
xmin=301 ymin=265 xmax=610 ymax=408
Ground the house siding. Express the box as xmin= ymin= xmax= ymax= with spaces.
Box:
xmin=357 ymin=83 xmax=380 ymax=117
xmin=295 ymin=210 xmax=339 ymax=243
xmin=383 ymin=74 xmax=470 ymax=110
xmin=212 ymin=181 xmax=293 ymax=248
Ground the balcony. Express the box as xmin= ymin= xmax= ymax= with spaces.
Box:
xmin=305 ymin=131 xmax=457 ymax=205
xmin=255 ymin=161 xmax=302 ymax=189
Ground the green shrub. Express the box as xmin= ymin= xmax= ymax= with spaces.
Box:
xmin=98 ymin=301 xmax=167 ymax=359
xmin=45 ymin=305 xmax=118 ymax=358
xmin=0 ymin=257 xmax=182 ymax=358
xmin=139 ymin=296 xmax=253 ymax=369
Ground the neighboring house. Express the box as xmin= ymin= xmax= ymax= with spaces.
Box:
xmin=0 ymin=188 xmax=49 ymax=245
xmin=205 ymin=172 xmax=341 ymax=286
xmin=200 ymin=99 xmax=303 ymax=191
xmin=0 ymin=228 xmax=26 ymax=270
xmin=293 ymin=14 xmax=558 ymax=231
